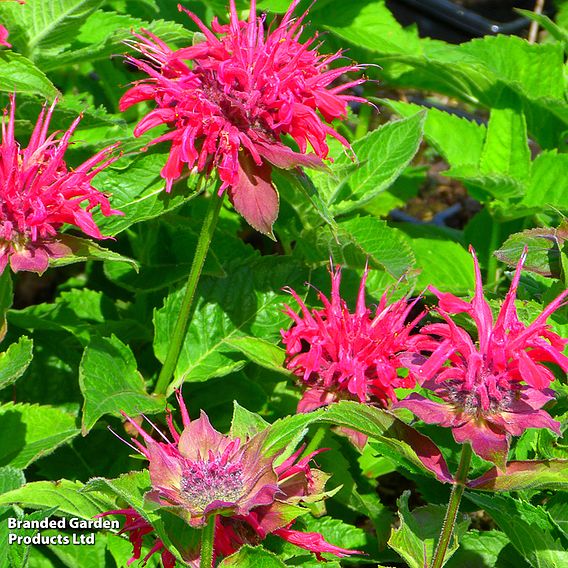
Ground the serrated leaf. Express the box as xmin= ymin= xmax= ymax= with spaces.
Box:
xmin=466 ymin=493 xmax=568 ymax=568
xmin=468 ymin=460 xmax=568 ymax=492
xmin=522 ymin=151 xmax=568 ymax=210
xmin=303 ymin=216 xmax=415 ymax=279
xmin=480 ymin=104 xmax=530 ymax=181
xmin=92 ymin=153 xmax=199 ymax=236
xmin=79 ymin=335 xmax=165 ymax=434
xmin=219 ymin=545 xmax=287 ymax=567
xmin=495 ymin=224 xmax=568 ymax=278
xmin=0 ymin=403 xmax=79 ymax=469
xmin=48 ymin=235 xmax=138 ymax=271
xmin=0 ymin=479 xmax=115 ymax=519
xmin=383 ymin=100 xmax=486 ymax=168
xmin=153 ymin=257 xmax=306 ymax=391
xmin=230 ymin=402 xmax=269 ymax=440
xmin=388 ymin=491 xmax=469 ymax=568
xmin=26 ymin=0 xmax=104 ymax=57
xmin=0 ymin=51 xmax=58 ymax=98
xmin=0 ymin=467 xmax=25 ymax=496
xmin=0 ymin=336 xmax=33 ymax=390
xmin=326 ymin=113 xmax=425 ymax=214
xmin=84 ymin=470 xmax=151 ymax=516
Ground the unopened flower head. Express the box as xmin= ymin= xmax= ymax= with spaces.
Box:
xmin=119 ymin=0 xmax=364 ymax=235
xmin=0 ymin=95 xmax=122 ymax=274
xmin=396 ymin=249 xmax=568 ymax=468
xmin=119 ymin=391 xmax=359 ymax=563
xmin=281 ymin=265 xmax=423 ymax=412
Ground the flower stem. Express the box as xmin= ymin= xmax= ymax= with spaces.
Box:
xmin=486 ymin=215 xmax=501 ymax=292
xmin=430 ymin=443 xmax=473 ymax=568
xmin=154 ymin=190 xmax=224 ymax=396
xmin=200 ymin=513 xmax=217 ymax=568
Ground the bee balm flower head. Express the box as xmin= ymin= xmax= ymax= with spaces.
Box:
xmin=396 ymin=249 xmax=568 ymax=468
xmin=119 ymin=0 xmax=364 ymax=235
xmin=117 ymin=392 xmax=359 ymax=564
xmin=281 ymin=265 xmax=423 ymax=412
xmin=0 ymin=95 xmax=122 ymax=275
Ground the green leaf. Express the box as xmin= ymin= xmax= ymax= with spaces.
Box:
xmin=230 ymin=402 xmax=269 ymax=440
xmin=0 ymin=337 xmax=33 ymax=390
xmin=495 ymin=224 xmax=568 ymax=278
xmin=388 ymin=491 xmax=469 ymax=568
xmin=38 ymin=12 xmax=192 ymax=71
xmin=383 ymin=100 xmax=486 ymax=168
xmin=84 ymin=470 xmax=151 ymax=517
xmin=0 ymin=403 xmax=79 ymax=469
xmin=219 ymin=545 xmax=287 ymax=567
xmin=224 ymin=337 xmax=288 ymax=375
xmin=92 ymin=153 xmax=199 ymax=236
xmin=303 ymin=216 xmax=415 ymax=279
xmin=522 ymin=151 xmax=568 ymax=210
xmin=0 ymin=467 xmax=25 ymax=496
xmin=318 ymin=402 xmax=453 ymax=483
xmin=445 ymin=530 xmax=527 ymax=568
xmin=0 ymin=479 xmax=115 ymax=519
xmin=325 ymin=113 xmax=425 ymax=214
xmin=480 ymin=105 xmax=531 ymax=181
xmin=79 ymin=335 xmax=165 ymax=434
xmin=468 ymin=460 xmax=568 ymax=492
xmin=153 ymin=257 xmax=306 ymax=390
xmin=0 ymin=51 xmax=58 ymax=98
xmin=516 ymin=9 xmax=568 ymax=54
xmin=397 ymin=224 xmax=474 ymax=293
xmin=48 ymin=235 xmax=138 ymax=271
xmin=25 ymin=0 xmax=105 ymax=57
xmin=466 ymin=493 xmax=568 ymax=568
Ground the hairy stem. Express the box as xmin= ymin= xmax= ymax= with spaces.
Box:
xmin=154 ymin=190 xmax=224 ymax=396
xmin=430 ymin=443 xmax=472 ymax=568
xmin=200 ymin=513 xmax=217 ymax=568
xmin=486 ymin=215 xmax=501 ymax=292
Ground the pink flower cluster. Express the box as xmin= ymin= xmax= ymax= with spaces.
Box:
xmin=282 ymin=265 xmax=423 ymax=411
xmin=120 ymin=0 xmax=363 ymax=234
xmin=104 ymin=392 xmax=359 ymax=566
xmin=281 ymin=253 xmax=567 ymax=468
xmin=0 ymin=96 xmax=121 ymax=274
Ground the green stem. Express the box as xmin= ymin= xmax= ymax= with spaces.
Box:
xmin=303 ymin=426 xmax=327 ymax=457
xmin=153 ymin=190 xmax=224 ymax=396
xmin=486 ymin=215 xmax=501 ymax=292
xmin=430 ymin=444 xmax=473 ymax=568
xmin=199 ymin=513 xmax=217 ymax=568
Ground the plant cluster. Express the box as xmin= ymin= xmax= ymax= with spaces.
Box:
xmin=0 ymin=1 xmax=567 ymax=567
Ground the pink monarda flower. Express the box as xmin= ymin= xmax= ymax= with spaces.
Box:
xmin=0 ymin=95 xmax=122 ymax=275
xmin=119 ymin=0 xmax=363 ymax=235
xmin=281 ymin=265 xmax=423 ymax=412
xmin=395 ymin=249 xmax=568 ymax=468
xmin=117 ymin=392 xmax=359 ymax=564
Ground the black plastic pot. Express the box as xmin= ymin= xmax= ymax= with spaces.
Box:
xmin=387 ymin=0 xmax=554 ymax=43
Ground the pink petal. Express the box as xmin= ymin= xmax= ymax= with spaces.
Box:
xmin=274 ymin=528 xmax=361 ymax=560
